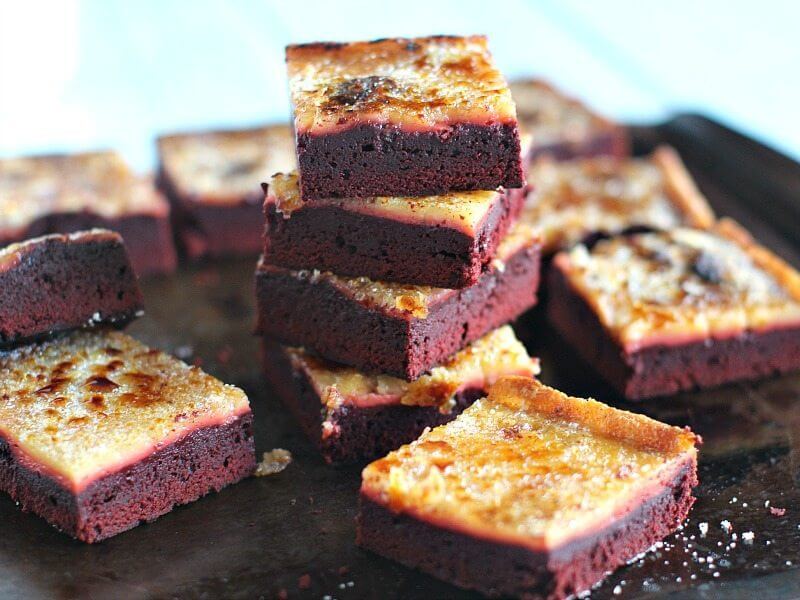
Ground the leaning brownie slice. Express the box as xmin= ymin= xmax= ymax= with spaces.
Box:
xmin=157 ymin=124 xmax=295 ymax=259
xmin=0 ymin=151 xmax=176 ymax=276
xmin=510 ymin=78 xmax=628 ymax=163
xmin=548 ymin=219 xmax=800 ymax=399
xmin=0 ymin=229 xmax=143 ymax=348
xmin=357 ymin=376 xmax=699 ymax=599
xmin=256 ymin=219 xmax=541 ymax=380
xmin=525 ymin=146 xmax=715 ymax=256
xmin=263 ymin=172 xmax=526 ymax=287
xmin=0 ymin=330 xmax=255 ymax=543
xmin=263 ymin=326 xmax=538 ymax=464
xmin=287 ymin=35 xmax=524 ymax=200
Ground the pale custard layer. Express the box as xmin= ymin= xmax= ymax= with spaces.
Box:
xmin=560 ymin=226 xmax=800 ymax=349
xmin=159 ymin=125 xmax=296 ymax=202
xmin=362 ymin=377 xmax=697 ymax=549
xmin=0 ymin=152 xmax=167 ymax=232
xmin=269 ymin=171 xmax=501 ymax=234
xmin=0 ymin=331 xmax=250 ymax=491
xmin=288 ymin=326 xmax=539 ymax=414
xmin=287 ymin=36 xmax=517 ymax=133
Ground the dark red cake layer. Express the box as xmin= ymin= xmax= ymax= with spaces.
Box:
xmin=255 ymin=244 xmax=540 ymax=380
xmin=0 ymin=232 xmax=144 ymax=347
xmin=262 ymin=340 xmax=483 ymax=464
xmin=157 ymin=169 xmax=263 ymax=260
xmin=296 ymin=122 xmax=525 ymax=200
xmin=0 ymin=214 xmax=176 ymax=277
xmin=0 ymin=414 xmax=255 ymax=543
xmin=263 ymin=186 xmax=526 ymax=288
xmin=547 ymin=267 xmax=800 ymax=400
xmin=528 ymin=129 xmax=629 ymax=163
xmin=357 ymin=458 xmax=696 ymax=599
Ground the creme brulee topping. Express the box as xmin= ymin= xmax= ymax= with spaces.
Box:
xmin=288 ymin=326 xmax=538 ymax=414
xmin=287 ymin=36 xmax=517 ymax=132
xmin=524 ymin=156 xmax=687 ymax=254
xmin=510 ymin=79 xmax=609 ymax=146
xmin=362 ymin=378 xmax=696 ymax=548
xmin=269 ymin=171 xmax=500 ymax=234
xmin=159 ymin=126 xmax=296 ymax=201
xmin=0 ymin=331 xmax=249 ymax=488
xmin=291 ymin=217 xmax=538 ymax=318
xmin=0 ymin=152 xmax=166 ymax=231
xmin=563 ymin=228 xmax=800 ymax=348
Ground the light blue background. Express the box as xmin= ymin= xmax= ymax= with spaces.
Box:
xmin=1 ymin=0 xmax=798 ymax=170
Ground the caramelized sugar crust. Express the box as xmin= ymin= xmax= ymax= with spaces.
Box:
xmin=287 ymin=326 xmax=539 ymax=414
xmin=287 ymin=35 xmax=517 ymax=133
xmin=555 ymin=219 xmax=800 ymax=350
xmin=269 ymin=171 xmax=502 ymax=234
xmin=158 ymin=125 xmax=296 ymax=203
xmin=0 ymin=331 xmax=250 ymax=490
xmin=525 ymin=146 xmax=714 ymax=254
xmin=361 ymin=377 xmax=698 ymax=549
xmin=0 ymin=152 xmax=167 ymax=234
xmin=258 ymin=216 xmax=539 ymax=319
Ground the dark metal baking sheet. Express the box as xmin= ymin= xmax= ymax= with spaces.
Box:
xmin=1 ymin=115 xmax=799 ymax=599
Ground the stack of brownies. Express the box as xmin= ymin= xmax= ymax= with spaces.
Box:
xmin=256 ymin=36 xmax=542 ymax=464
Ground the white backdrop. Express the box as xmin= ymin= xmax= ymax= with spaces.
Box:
xmin=1 ymin=0 xmax=798 ymax=170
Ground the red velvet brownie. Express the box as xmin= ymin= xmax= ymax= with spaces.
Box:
xmin=256 ymin=219 xmax=541 ymax=380
xmin=0 ymin=230 xmax=143 ymax=348
xmin=263 ymin=172 xmax=527 ymax=287
xmin=510 ymin=78 xmax=628 ymax=163
xmin=0 ymin=152 xmax=176 ymax=276
xmin=357 ymin=376 xmax=699 ymax=599
xmin=525 ymin=146 xmax=715 ymax=256
xmin=157 ymin=124 xmax=295 ymax=259
xmin=548 ymin=219 xmax=800 ymax=399
xmin=0 ymin=330 xmax=255 ymax=543
xmin=263 ymin=326 xmax=539 ymax=464
xmin=287 ymin=35 xmax=524 ymax=200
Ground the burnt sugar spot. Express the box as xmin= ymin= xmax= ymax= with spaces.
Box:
xmin=104 ymin=347 xmax=123 ymax=357
xmin=87 ymin=395 xmax=105 ymax=410
xmin=35 ymin=377 xmax=71 ymax=395
xmin=118 ymin=372 xmax=164 ymax=407
xmin=83 ymin=376 xmax=120 ymax=392
xmin=104 ymin=360 xmax=124 ymax=372
xmin=325 ymin=76 xmax=399 ymax=109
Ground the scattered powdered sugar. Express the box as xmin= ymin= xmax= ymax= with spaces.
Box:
xmin=742 ymin=531 xmax=755 ymax=544
xmin=720 ymin=520 xmax=733 ymax=534
xmin=255 ymin=448 xmax=293 ymax=476
xmin=698 ymin=522 xmax=709 ymax=537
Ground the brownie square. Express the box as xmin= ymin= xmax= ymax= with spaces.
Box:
xmin=548 ymin=219 xmax=800 ymax=400
xmin=510 ymin=78 xmax=628 ymax=163
xmin=0 ymin=330 xmax=255 ymax=543
xmin=256 ymin=219 xmax=541 ymax=380
xmin=157 ymin=124 xmax=295 ymax=260
xmin=264 ymin=172 xmax=527 ymax=287
xmin=0 ymin=229 xmax=143 ymax=348
xmin=0 ymin=152 xmax=177 ymax=276
xmin=524 ymin=146 xmax=715 ymax=256
xmin=287 ymin=35 xmax=524 ymax=200
xmin=357 ymin=376 xmax=699 ymax=598
xmin=262 ymin=326 xmax=539 ymax=464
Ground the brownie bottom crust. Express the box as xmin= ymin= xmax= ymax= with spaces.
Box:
xmin=262 ymin=340 xmax=482 ymax=464
xmin=264 ymin=186 xmax=526 ymax=288
xmin=0 ymin=414 xmax=255 ymax=543
xmin=256 ymin=243 xmax=540 ymax=380
xmin=296 ymin=122 xmax=524 ymax=200
xmin=357 ymin=459 xmax=696 ymax=599
xmin=0 ymin=234 xmax=143 ymax=348
xmin=547 ymin=267 xmax=800 ymax=400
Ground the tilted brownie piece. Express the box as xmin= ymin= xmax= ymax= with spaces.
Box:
xmin=256 ymin=220 xmax=541 ymax=380
xmin=357 ymin=376 xmax=699 ymax=599
xmin=525 ymin=146 xmax=715 ymax=256
xmin=0 ymin=330 xmax=255 ymax=543
xmin=0 ymin=151 xmax=176 ymax=276
xmin=263 ymin=326 xmax=539 ymax=464
xmin=548 ymin=219 xmax=800 ymax=400
xmin=157 ymin=124 xmax=295 ymax=260
xmin=0 ymin=229 xmax=143 ymax=348
xmin=510 ymin=78 xmax=628 ymax=163
xmin=263 ymin=172 xmax=527 ymax=287
xmin=287 ymin=35 xmax=524 ymax=200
